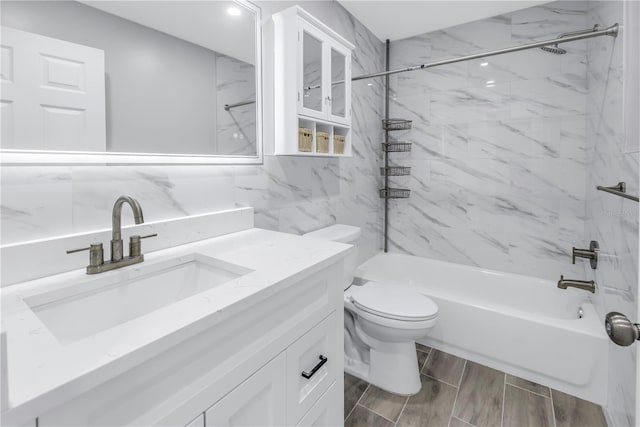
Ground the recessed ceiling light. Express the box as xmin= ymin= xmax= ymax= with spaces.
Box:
xmin=367 ymin=83 xmax=373 ymax=86
xmin=486 ymin=84 xmax=495 ymax=88
xmin=486 ymin=80 xmax=495 ymax=84
xmin=480 ymin=62 xmax=489 ymax=67
xmin=227 ymin=7 xmax=241 ymax=16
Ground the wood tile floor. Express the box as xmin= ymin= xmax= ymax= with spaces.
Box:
xmin=344 ymin=344 xmax=608 ymax=427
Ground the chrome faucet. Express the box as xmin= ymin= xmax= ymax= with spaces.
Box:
xmin=557 ymin=275 xmax=596 ymax=293
xmin=111 ymin=195 xmax=144 ymax=262
xmin=67 ymin=195 xmax=157 ymax=274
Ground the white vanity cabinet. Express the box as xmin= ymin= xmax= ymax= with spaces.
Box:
xmin=272 ymin=6 xmax=354 ymax=157
xmin=297 ymin=383 xmax=340 ymax=427
xmin=33 ymin=259 xmax=345 ymax=427
xmin=204 ymin=313 xmax=338 ymax=427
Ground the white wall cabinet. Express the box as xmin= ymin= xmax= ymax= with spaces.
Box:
xmin=272 ymin=6 xmax=354 ymax=157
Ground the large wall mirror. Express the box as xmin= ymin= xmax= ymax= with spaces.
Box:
xmin=0 ymin=0 xmax=262 ymax=164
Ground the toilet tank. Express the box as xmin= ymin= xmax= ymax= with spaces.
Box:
xmin=303 ymin=224 xmax=361 ymax=290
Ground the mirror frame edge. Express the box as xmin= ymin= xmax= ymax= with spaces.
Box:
xmin=0 ymin=0 xmax=264 ymax=166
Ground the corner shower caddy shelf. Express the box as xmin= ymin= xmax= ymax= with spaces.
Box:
xmin=380 ymin=118 xmax=412 ymax=201
xmin=379 ymin=188 xmax=411 ymax=199
xmin=382 ymin=118 xmax=412 ymax=131
xmin=382 ymin=142 xmax=412 ymax=152
xmin=380 ymin=166 xmax=411 ymax=177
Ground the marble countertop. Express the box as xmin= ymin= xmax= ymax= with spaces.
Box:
xmin=1 ymin=228 xmax=351 ymax=423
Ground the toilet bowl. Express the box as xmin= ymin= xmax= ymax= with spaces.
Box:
xmin=304 ymin=225 xmax=438 ymax=395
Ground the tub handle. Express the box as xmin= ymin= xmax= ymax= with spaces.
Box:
xmin=572 ymin=240 xmax=599 ymax=269
xmin=605 ymin=312 xmax=640 ymax=346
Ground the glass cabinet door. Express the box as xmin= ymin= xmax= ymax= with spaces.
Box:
xmin=297 ymin=20 xmax=351 ymax=125
xmin=330 ymin=48 xmax=347 ymax=122
xmin=301 ymin=29 xmax=324 ymax=115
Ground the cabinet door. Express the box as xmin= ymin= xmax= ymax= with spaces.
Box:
xmin=298 ymin=20 xmax=327 ymax=120
xmin=205 ymin=353 xmax=286 ymax=427
xmin=296 ymin=382 xmax=339 ymax=427
xmin=286 ymin=314 xmax=338 ymax=425
xmin=185 ymin=414 xmax=205 ymax=427
xmin=327 ymin=44 xmax=350 ymax=126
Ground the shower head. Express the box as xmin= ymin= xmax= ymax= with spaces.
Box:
xmin=539 ymin=24 xmax=601 ymax=55
xmin=540 ymin=44 xmax=567 ymax=55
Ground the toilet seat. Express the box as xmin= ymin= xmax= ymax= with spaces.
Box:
xmin=349 ymin=281 xmax=438 ymax=322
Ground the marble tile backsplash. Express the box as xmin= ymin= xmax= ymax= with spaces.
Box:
xmin=386 ymin=1 xmax=593 ymax=280
xmin=585 ymin=2 xmax=637 ymax=426
xmin=0 ymin=1 xmax=385 ymax=266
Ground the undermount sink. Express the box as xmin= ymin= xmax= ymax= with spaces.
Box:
xmin=23 ymin=253 xmax=253 ymax=345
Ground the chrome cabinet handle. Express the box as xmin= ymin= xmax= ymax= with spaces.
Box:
xmin=301 ymin=355 xmax=328 ymax=379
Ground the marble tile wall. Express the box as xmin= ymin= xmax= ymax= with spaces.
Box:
xmin=382 ymin=1 xmax=634 ymax=422
xmin=0 ymin=1 xmax=385 ymax=266
xmin=386 ymin=1 xmax=593 ymax=280
xmin=584 ymin=2 xmax=637 ymax=426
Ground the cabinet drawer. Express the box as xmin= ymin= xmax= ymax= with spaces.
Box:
xmin=286 ymin=313 xmax=338 ymax=425
xmin=296 ymin=382 xmax=340 ymax=427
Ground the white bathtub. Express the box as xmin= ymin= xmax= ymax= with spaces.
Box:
xmin=356 ymin=253 xmax=608 ymax=404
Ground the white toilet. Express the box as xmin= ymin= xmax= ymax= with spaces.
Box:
xmin=304 ymin=224 xmax=438 ymax=395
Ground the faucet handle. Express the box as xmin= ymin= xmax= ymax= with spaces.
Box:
xmin=66 ymin=243 xmax=104 ymax=267
xmin=571 ymin=241 xmax=599 ymax=269
xmin=66 ymin=246 xmax=91 ymax=254
xmin=129 ymin=233 xmax=158 ymax=258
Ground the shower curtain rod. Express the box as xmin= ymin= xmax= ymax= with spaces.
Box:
xmin=224 ymin=100 xmax=256 ymax=111
xmin=351 ymin=23 xmax=619 ymax=81
xmin=224 ymin=23 xmax=617 ymax=111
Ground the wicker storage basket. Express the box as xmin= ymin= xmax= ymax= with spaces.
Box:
xmin=298 ymin=128 xmax=312 ymax=152
xmin=334 ymin=135 xmax=346 ymax=154
xmin=316 ymin=131 xmax=329 ymax=153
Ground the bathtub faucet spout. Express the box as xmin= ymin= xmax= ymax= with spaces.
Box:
xmin=557 ymin=275 xmax=595 ymax=293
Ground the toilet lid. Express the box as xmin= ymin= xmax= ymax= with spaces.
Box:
xmin=349 ymin=281 xmax=438 ymax=321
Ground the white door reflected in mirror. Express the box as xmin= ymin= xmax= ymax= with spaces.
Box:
xmin=1 ymin=27 xmax=106 ymax=152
